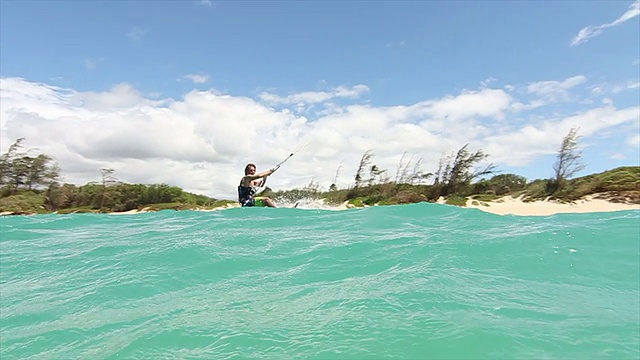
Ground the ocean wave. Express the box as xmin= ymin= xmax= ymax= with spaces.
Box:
xmin=1 ymin=204 xmax=638 ymax=359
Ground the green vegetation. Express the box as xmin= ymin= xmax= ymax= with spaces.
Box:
xmin=270 ymin=166 xmax=640 ymax=208
xmin=0 ymin=191 xmax=48 ymax=215
xmin=0 ymin=183 xmax=226 ymax=215
xmin=0 ymin=138 xmax=224 ymax=215
xmin=1 ymin=134 xmax=638 ymax=215
xmin=268 ymin=130 xmax=638 ymax=208
xmin=552 ymin=127 xmax=585 ymax=192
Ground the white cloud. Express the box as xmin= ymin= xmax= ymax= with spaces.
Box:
xmin=628 ymin=82 xmax=640 ymax=89
xmin=612 ymin=82 xmax=636 ymax=93
xmin=417 ymin=88 xmax=513 ymax=121
xmin=509 ymin=75 xmax=588 ymax=111
xmin=198 ymin=0 xmax=213 ymax=6
xmin=68 ymin=83 xmax=162 ymax=111
xmin=526 ymin=75 xmax=587 ymax=100
xmin=127 ymin=26 xmax=150 ymax=42
xmin=483 ymin=106 xmax=640 ymax=166
xmin=628 ymin=133 xmax=640 ymax=147
xmin=1 ymin=77 xmax=638 ymax=200
xmin=259 ymin=85 xmax=370 ymax=106
xmin=591 ymin=86 xmax=603 ymax=94
xmin=590 ymin=79 xmax=640 ymax=95
xmin=182 ymin=74 xmax=209 ymax=84
xmin=610 ymin=153 xmax=626 ymax=160
xmin=480 ymin=77 xmax=497 ymax=88
xmin=571 ymin=0 xmax=640 ymax=46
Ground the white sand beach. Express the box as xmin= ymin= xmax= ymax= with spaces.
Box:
xmin=459 ymin=194 xmax=640 ymax=216
xmin=106 ymin=196 xmax=640 ymax=215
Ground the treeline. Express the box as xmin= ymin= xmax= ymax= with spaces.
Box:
xmin=317 ymin=142 xmax=523 ymax=204
xmin=303 ymin=136 xmax=530 ymax=199
xmin=46 ymin=183 xmax=219 ymax=212
xmin=0 ymin=138 xmax=60 ymax=196
xmin=347 ymin=128 xmax=585 ymax=197
xmin=270 ymin=127 xmax=639 ymax=206
xmin=269 ymin=143 xmax=531 ymax=206
xmin=0 ymin=138 xmax=222 ymax=213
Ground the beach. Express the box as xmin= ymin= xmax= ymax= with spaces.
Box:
xmin=2 ymin=195 xmax=638 ymax=217
xmin=460 ymin=194 xmax=640 ymax=216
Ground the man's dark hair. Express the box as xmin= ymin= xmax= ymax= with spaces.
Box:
xmin=244 ymin=163 xmax=256 ymax=175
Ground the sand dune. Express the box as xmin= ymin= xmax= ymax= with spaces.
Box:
xmin=461 ymin=194 xmax=640 ymax=216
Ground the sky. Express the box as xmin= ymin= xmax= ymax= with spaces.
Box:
xmin=1 ymin=0 xmax=639 ymax=200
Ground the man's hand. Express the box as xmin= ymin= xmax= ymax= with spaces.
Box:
xmin=270 ymin=165 xmax=280 ymax=173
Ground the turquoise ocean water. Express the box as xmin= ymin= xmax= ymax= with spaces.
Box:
xmin=1 ymin=203 xmax=639 ymax=359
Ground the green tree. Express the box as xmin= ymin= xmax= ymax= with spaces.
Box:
xmin=0 ymin=138 xmax=25 ymax=186
xmin=0 ymin=138 xmax=26 ymax=194
xmin=354 ymin=150 xmax=374 ymax=188
xmin=395 ymin=152 xmax=432 ymax=185
xmin=0 ymin=138 xmax=60 ymax=195
xmin=25 ymin=154 xmax=60 ymax=190
xmin=329 ymin=161 xmax=343 ymax=191
xmin=99 ymin=168 xmax=118 ymax=209
xmin=46 ymin=183 xmax=78 ymax=210
xmin=76 ymin=183 xmax=102 ymax=208
xmin=367 ymin=165 xmax=387 ymax=186
xmin=475 ymin=173 xmax=528 ymax=195
xmin=553 ymin=127 xmax=585 ymax=191
xmin=434 ymin=144 xmax=497 ymax=196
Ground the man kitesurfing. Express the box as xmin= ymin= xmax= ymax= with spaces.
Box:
xmin=237 ymin=143 xmax=308 ymax=208
xmin=238 ymin=163 xmax=278 ymax=207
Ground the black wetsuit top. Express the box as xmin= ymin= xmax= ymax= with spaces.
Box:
xmin=238 ymin=185 xmax=256 ymax=207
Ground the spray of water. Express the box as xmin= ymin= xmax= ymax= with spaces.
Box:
xmin=274 ymin=196 xmax=347 ymax=210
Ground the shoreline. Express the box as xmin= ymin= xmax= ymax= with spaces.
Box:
xmin=1 ymin=194 xmax=638 ymax=217
xmin=458 ymin=194 xmax=640 ymax=216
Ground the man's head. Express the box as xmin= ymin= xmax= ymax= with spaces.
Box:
xmin=244 ymin=163 xmax=256 ymax=175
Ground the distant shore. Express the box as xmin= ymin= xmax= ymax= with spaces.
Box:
xmin=107 ymin=203 xmax=242 ymax=215
xmin=455 ymin=194 xmax=640 ymax=216
xmin=1 ymin=194 xmax=638 ymax=217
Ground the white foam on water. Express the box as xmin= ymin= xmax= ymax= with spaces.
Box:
xmin=275 ymin=197 xmax=347 ymax=210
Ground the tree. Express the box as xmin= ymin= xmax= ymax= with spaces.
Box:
xmin=329 ymin=161 xmax=343 ymax=191
xmin=367 ymin=164 xmax=387 ymax=186
xmin=99 ymin=168 xmax=118 ymax=209
xmin=395 ymin=151 xmax=433 ymax=185
xmin=25 ymin=154 xmax=60 ymax=190
xmin=0 ymin=138 xmax=26 ymax=192
xmin=434 ymin=144 xmax=497 ymax=196
xmin=45 ymin=183 xmax=77 ymax=210
xmin=354 ymin=150 xmax=374 ymax=188
xmin=303 ymin=178 xmax=320 ymax=193
xmin=0 ymin=138 xmax=60 ymax=194
xmin=395 ymin=152 xmax=432 ymax=185
xmin=395 ymin=152 xmax=412 ymax=183
xmin=474 ymin=173 xmax=527 ymax=195
xmin=553 ymin=127 xmax=585 ymax=190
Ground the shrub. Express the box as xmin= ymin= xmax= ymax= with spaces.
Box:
xmin=445 ymin=195 xmax=467 ymax=206
xmin=0 ymin=192 xmax=46 ymax=214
